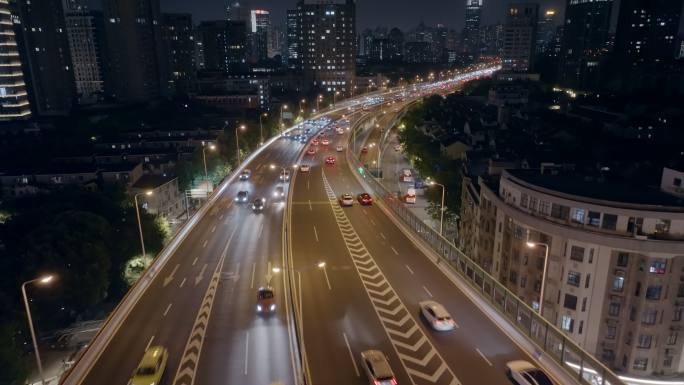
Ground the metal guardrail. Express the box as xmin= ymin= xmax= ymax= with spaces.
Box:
xmin=347 ymin=100 xmax=625 ymax=385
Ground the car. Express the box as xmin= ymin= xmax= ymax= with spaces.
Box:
xmin=299 ymin=164 xmax=311 ymax=172
xmin=336 ymin=128 xmax=345 ymax=135
xmin=239 ymin=169 xmax=252 ymax=180
xmin=506 ymin=361 xmax=554 ymax=385
xmin=128 ymin=346 xmax=168 ymax=385
xmin=325 ymin=156 xmax=336 ymax=165
xmin=361 ymin=147 xmax=368 ymax=154
xmin=360 ymin=350 xmax=397 ymax=385
xmin=321 ymin=138 xmax=330 ymax=146
xmin=339 ymin=193 xmax=354 ymax=207
xmin=251 ymin=198 xmax=266 ymax=212
xmin=235 ymin=190 xmax=249 ymax=202
xmin=336 ymin=145 xmax=344 ymax=152
xmin=306 ymin=147 xmax=316 ymax=155
xmin=256 ymin=286 xmax=276 ymax=314
xmin=273 ymin=186 xmax=285 ymax=198
xmin=358 ymin=193 xmax=373 ymax=205
xmin=419 ymin=300 xmax=456 ymax=331
xmin=279 ymin=170 xmax=290 ymax=181
xmin=312 ymin=139 xmax=320 ymax=146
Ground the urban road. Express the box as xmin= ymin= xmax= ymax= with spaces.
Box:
xmin=70 ymin=81 xmax=543 ymax=385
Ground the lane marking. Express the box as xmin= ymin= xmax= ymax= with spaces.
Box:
xmin=244 ymin=332 xmax=250 ymax=375
xmin=219 ymin=214 xmax=224 ymax=220
xmin=322 ymin=265 xmax=332 ymax=290
xmin=179 ymin=278 xmax=186 ymax=288
xmin=380 ymin=232 xmax=386 ymax=240
xmin=391 ymin=247 xmax=399 ymax=255
xmin=405 ymin=265 xmax=414 ymax=275
xmin=163 ymin=303 xmax=172 ymax=317
xmin=192 ymin=257 xmax=198 ymax=266
xmin=258 ymin=223 xmax=264 ymax=239
xmin=476 ymin=348 xmax=493 ymax=366
xmin=202 ymin=240 xmax=208 ymax=248
xmin=343 ymin=333 xmax=360 ymax=377
xmin=250 ymin=263 xmax=256 ymax=289
xmin=423 ymin=286 xmax=433 ymax=298
xmin=313 ymin=225 xmax=319 ymax=242
xmin=370 ymin=219 xmax=376 ymax=226
xmin=145 ymin=335 xmax=155 ymax=351
xmin=308 ymin=200 xmax=313 ymax=211
xmin=195 ymin=264 xmax=207 ymax=285
xmin=307 ymin=180 xmax=310 ymax=190
xmin=211 ymin=225 xmax=216 ymax=233
xmin=163 ymin=264 xmax=180 ymax=287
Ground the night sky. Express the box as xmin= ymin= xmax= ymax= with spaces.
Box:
xmin=156 ymin=0 xmax=568 ymax=30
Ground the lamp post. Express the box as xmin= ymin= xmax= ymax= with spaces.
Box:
xmin=428 ymin=180 xmax=446 ymax=236
xmin=299 ymin=99 xmax=306 ymax=117
xmin=134 ymin=191 xmax=153 ymax=257
xmin=526 ymin=241 xmax=550 ymax=317
xmin=280 ymin=104 xmax=288 ymax=131
xmin=235 ymin=125 xmax=246 ymax=165
xmin=316 ymin=94 xmax=323 ymax=111
xmin=259 ymin=113 xmax=268 ymax=145
xmin=202 ymin=142 xmax=216 ymax=183
xmin=333 ymin=91 xmax=340 ymax=106
xmin=21 ymin=275 xmax=55 ymax=385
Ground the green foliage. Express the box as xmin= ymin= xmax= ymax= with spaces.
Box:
xmin=0 ymin=323 xmax=27 ymax=385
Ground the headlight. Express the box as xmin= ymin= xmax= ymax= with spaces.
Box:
xmin=270 ymin=304 xmax=276 ymax=311
xmin=257 ymin=305 xmax=262 ymax=312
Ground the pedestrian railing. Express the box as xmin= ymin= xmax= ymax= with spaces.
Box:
xmin=347 ymin=108 xmax=624 ymax=385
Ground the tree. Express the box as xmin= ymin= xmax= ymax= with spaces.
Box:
xmin=0 ymin=323 xmax=27 ymax=385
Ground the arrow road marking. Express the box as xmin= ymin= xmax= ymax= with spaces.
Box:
xmin=195 ymin=264 xmax=207 ymax=285
xmin=163 ymin=264 xmax=179 ymax=287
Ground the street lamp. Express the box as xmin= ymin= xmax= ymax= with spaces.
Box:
xmin=259 ymin=113 xmax=268 ymax=145
xmin=299 ymin=99 xmax=306 ymax=116
xmin=316 ymin=94 xmax=323 ymax=111
xmin=134 ymin=190 xmax=153 ymax=257
xmin=526 ymin=241 xmax=550 ymax=317
xmin=21 ymin=274 xmax=56 ymax=385
xmin=202 ymin=142 xmax=216 ymax=183
xmin=333 ymin=91 xmax=340 ymax=106
xmin=235 ymin=125 xmax=246 ymax=165
xmin=428 ymin=179 xmax=446 ymax=236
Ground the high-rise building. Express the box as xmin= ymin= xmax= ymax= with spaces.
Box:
xmin=249 ymin=9 xmax=269 ymax=63
xmin=286 ymin=9 xmax=299 ymax=68
xmin=62 ymin=0 xmax=104 ymax=104
xmin=368 ymin=38 xmax=389 ymax=63
xmin=387 ymin=27 xmax=404 ymax=62
xmin=0 ymin=0 xmax=30 ymax=120
xmin=558 ymin=0 xmax=613 ymax=90
xmin=464 ymin=0 xmax=483 ymax=55
xmin=226 ymin=1 xmax=247 ymax=21
xmin=481 ymin=23 xmax=504 ymax=56
xmin=289 ymin=0 xmax=356 ymax=93
xmin=197 ymin=21 xmax=228 ymax=72
xmin=501 ymin=3 xmax=539 ymax=73
xmin=268 ymin=24 xmax=284 ymax=59
xmin=14 ymin=0 xmax=75 ymax=115
xmin=536 ymin=9 xmax=557 ymax=53
xmin=101 ymin=0 xmax=167 ymax=103
xmin=162 ymin=13 xmax=195 ymax=93
xmin=226 ymin=20 xmax=247 ymax=72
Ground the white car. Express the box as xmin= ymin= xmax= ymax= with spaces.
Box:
xmin=336 ymin=128 xmax=345 ymax=135
xmin=360 ymin=350 xmax=397 ymax=385
xmin=506 ymin=361 xmax=554 ymax=385
xmin=336 ymin=145 xmax=344 ymax=152
xmin=339 ymin=193 xmax=354 ymax=207
xmin=299 ymin=164 xmax=311 ymax=173
xmin=419 ymin=300 xmax=456 ymax=331
xmin=279 ymin=170 xmax=290 ymax=181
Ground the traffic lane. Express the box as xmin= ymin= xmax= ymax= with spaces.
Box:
xmin=194 ymin=205 xmax=294 ymax=385
xmin=78 ymin=195 xmax=239 ymax=385
xmin=331 ymin=193 xmax=528 ymax=384
xmin=290 ymin=165 xmax=412 ymax=385
xmin=79 ymin=137 xmax=300 ymax=385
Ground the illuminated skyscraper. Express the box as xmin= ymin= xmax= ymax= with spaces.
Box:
xmin=0 ymin=0 xmax=30 ymax=120
xmin=464 ymin=0 xmax=483 ymax=55
xmin=501 ymin=2 xmax=539 ymax=73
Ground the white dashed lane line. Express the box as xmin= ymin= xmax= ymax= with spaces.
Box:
xmin=405 ymin=265 xmax=414 ymax=275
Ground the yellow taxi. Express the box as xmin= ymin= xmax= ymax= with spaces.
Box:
xmin=128 ymin=346 xmax=168 ymax=385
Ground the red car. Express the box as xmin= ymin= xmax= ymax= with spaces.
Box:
xmin=325 ymin=156 xmax=336 ymax=165
xmin=306 ymin=147 xmax=316 ymax=155
xmin=312 ymin=139 xmax=320 ymax=146
xmin=361 ymin=147 xmax=368 ymax=154
xmin=358 ymin=193 xmax=373 ymax=205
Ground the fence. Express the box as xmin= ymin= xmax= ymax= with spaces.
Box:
xmin=347 ymin=111 xmax=624 ymax=385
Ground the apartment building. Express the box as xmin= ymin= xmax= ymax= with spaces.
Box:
xmin=459 ymin=166 xmax=684 ymax=376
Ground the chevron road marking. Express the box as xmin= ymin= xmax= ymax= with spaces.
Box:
xmin=171 ymin=227 xmax=236 ymax=385
xmin=321 ymin=171 xmax=460 ymax=385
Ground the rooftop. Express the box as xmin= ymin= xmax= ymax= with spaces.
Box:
xmin=506 ymin=169 xmax=684 ymax=209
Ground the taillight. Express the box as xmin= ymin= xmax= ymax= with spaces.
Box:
xmin=374 ymin=381 xmax=381 ymax=385
xmin=391 ymin=378 xmax=397 ymax=385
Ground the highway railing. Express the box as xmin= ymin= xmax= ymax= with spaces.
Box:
xmin=346 ymin=101 xmax=625 ymax=385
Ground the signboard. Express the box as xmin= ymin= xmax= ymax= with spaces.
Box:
xmin=282 ymin=111 xmax=294 ymax=120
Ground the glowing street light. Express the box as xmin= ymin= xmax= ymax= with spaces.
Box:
xmin=21 ymin=274 xmax=56 ymax=385
xmin=427 ymin=179 xmax=446 ymax=236
xmin=134 ymin=190 xmax=154 ymax=257
xmin=526 ymin=241 xmax=550 ymax=316
xmin=259 ymin=112 xmax=268 ymax=145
